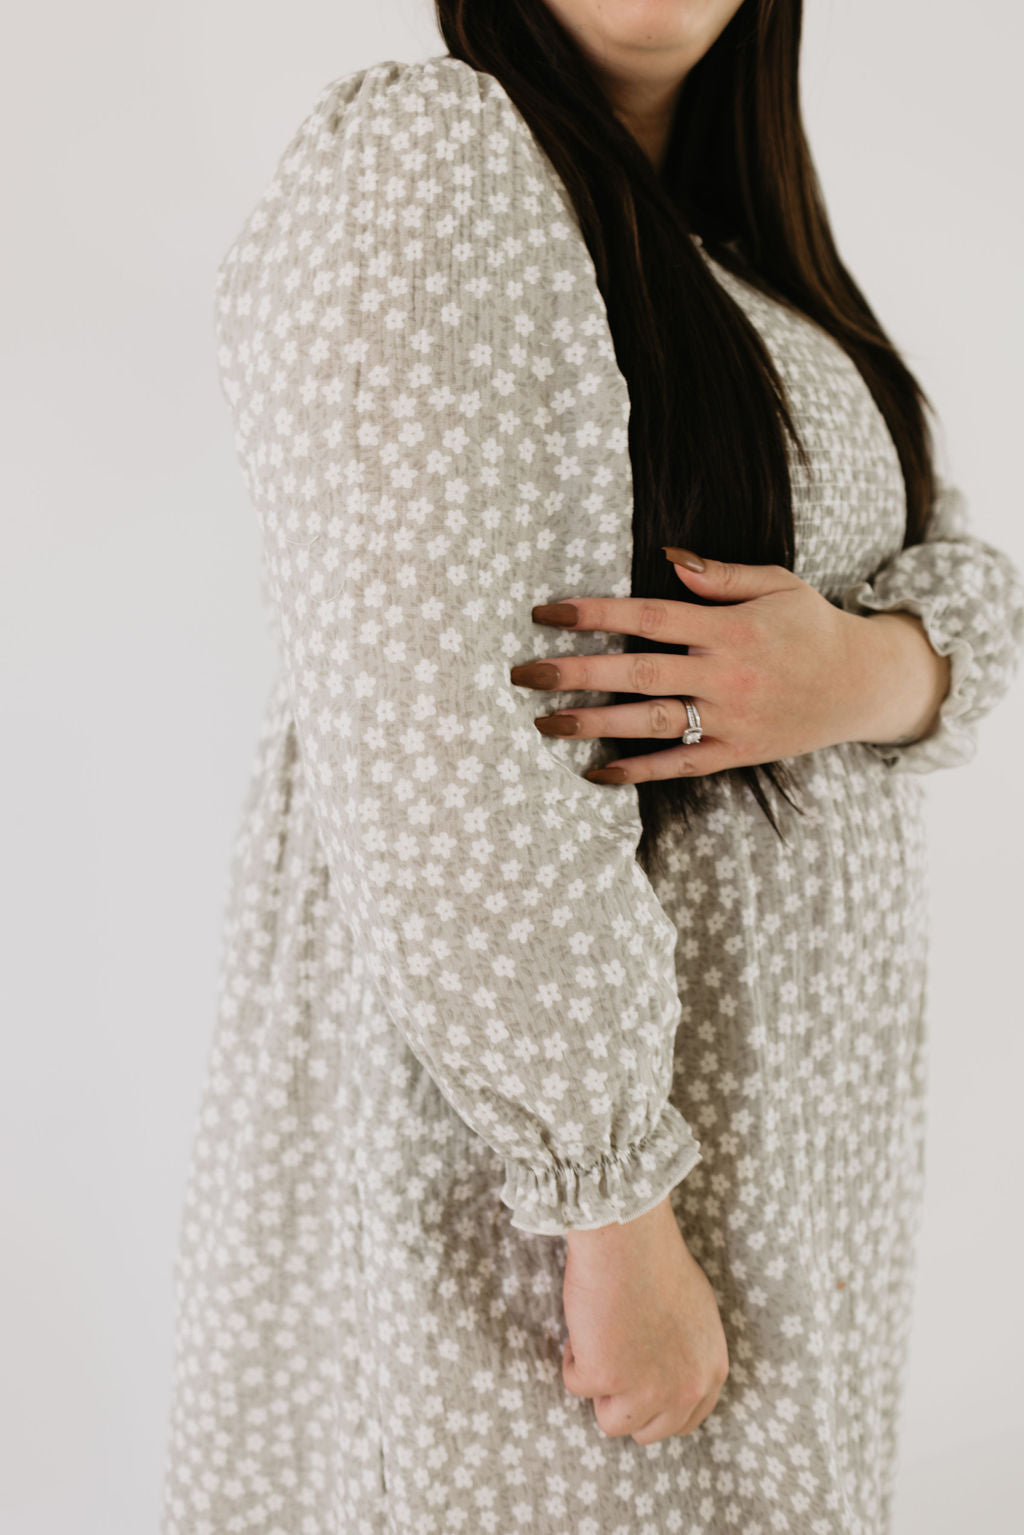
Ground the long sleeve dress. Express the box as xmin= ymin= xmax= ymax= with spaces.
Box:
xmin=159 ymin=53 xmax=1024 ymax=1535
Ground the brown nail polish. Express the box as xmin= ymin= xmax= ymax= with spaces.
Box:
xmin=662 ymin=546 xmax=706 ymax=572
xmin=585 ymin=766 xmax=628 ymax=784
xmin=532 ymin=603 xmax=579 ymax=627
xmin=510 ymin=662 xmax=561 ymax=689
xmin=534 ymin=714 xmax=580 ymax=736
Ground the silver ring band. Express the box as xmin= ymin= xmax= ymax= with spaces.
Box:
xmin=681 ymin=698 xmax=703 ymax=745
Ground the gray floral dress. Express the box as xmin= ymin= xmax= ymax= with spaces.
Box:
xmin=159 ymin=54 xmax=1024 ymax=1535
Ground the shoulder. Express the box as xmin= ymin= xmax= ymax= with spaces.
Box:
xmin=297 ymin=54 xmax=571 ymax=232
xmin=311 ymin=53 xmax=527 ymax=152
xmin=216 ymin=57 xmax=574 ymax=292
xmin=328 ymin=53 xmax=506 ymax=117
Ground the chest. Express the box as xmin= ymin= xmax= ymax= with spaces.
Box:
xmin=705 ymin=257 xmax=909 ymax=600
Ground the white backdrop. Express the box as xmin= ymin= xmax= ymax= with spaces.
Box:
xmin=2 ymin=3 xmax=1021 ymax=1531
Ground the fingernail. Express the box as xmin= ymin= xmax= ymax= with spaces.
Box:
xmin=585 ymin=766 xmax=628 ymax=784
xmin=510 ymin=662 xmax=560 ymax=688
xmin=662 ymin=546 xmax=705 ymax=572
xmin=532 ymin=603 xmax=579 ymax=626
xmin=534 ymin=713 xmax=580 ymax=736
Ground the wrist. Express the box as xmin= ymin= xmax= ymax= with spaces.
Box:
xmin=565 ymin=1194 xmax=676 ymax=1255
xmin=839 ymin=609 xmax=951 ymax=748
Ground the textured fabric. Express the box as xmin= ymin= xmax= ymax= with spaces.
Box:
xmin=160 ymin=54 xmax=1024 ymax=1535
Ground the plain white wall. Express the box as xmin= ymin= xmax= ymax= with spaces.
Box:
xmin=1 ymin=4 xmax=1020 ymax=1531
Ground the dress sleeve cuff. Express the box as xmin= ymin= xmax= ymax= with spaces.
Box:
xmin=499 ymin=1102 xmax=702 ymax=1236
xmin=838 ymin=584 xmax=979 ymax=772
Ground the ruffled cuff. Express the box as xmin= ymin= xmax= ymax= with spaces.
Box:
xmin=500 ymin=1102 xmax=702 ymax=1236
xmin=838 ymin=584 xmax=979 ymax=773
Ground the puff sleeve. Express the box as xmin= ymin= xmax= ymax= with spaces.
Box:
xmin=839 ymin=478 xmax=1024 ymax=770
xmin=212 ymin=57 xmax=702 ymax=1235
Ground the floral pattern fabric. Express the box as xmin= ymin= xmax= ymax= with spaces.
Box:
xmin=160 ymin=54 xmax=1024 ymax=1535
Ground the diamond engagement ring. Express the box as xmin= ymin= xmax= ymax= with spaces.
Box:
xmin=681 ymin=698 xmax=703 ymax=745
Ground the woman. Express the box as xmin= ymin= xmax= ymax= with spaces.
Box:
xmin=161 ymin=2 xmax=1023 ymax=1531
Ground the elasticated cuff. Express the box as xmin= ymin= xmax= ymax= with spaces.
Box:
xmin=500 ymin=1102 xmax=702 ymax=1236
xmin=839 ymin=584 xmax=979 ymax=772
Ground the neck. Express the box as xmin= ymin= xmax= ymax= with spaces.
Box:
xmin=595 ymin=70 xmax=688 ymax=175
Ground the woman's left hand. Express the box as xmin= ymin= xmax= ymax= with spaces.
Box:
xmin=509 ymin=547 xmax=951 ymax=783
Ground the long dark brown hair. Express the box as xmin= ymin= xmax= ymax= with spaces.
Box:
xmin=434 ymin=0 xmax=937 ymax=876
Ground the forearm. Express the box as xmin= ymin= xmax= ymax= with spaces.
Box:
xmin=841 ymin=609 xmax=952 ymax=748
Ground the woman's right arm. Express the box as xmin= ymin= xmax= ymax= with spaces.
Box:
xmin=563 ymin=1196 xmax=730 ymax=1440
xmin=213 ymin=57 xmax=703 ymax=1239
